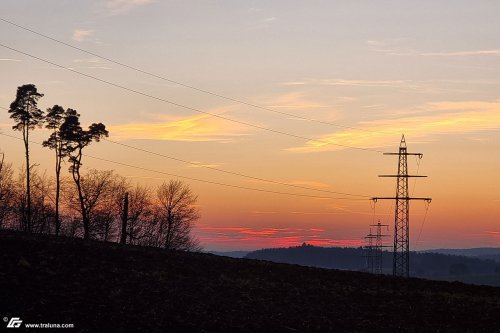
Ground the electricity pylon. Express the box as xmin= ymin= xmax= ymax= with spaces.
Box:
xmin=364 ymin=221 xmax=389 ymax=274
xmin=364 ymin=232 xmax=376 ymax=273
xmin=372 ymin=135 xmax=431 ymax=278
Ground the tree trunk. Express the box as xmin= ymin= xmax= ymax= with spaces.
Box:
xmin=72 ymin=150 xmax=89 ymax=240
xmin=165 ymin=210 xmax=172 ymax=250
xmin=104 ymin=219 xmax=110 ymax=242
xmin=120 ymin=192 xmax=129 ymax=245
xmin=24 ymin=126 xmax=31 ymax=233
xmin=55 ymin=150 xmax=61 ymax=236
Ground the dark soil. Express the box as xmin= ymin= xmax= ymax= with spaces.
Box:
xmin=1 ymin=231 xmax=499 ymax=332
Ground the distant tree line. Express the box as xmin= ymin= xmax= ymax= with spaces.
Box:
xmin=0 ymin=84 xmax=200 ymax=251
xmin=246 ymin=243 xmax=500 ymax=279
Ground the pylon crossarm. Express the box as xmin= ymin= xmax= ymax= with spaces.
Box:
xmin=378 ymin=175 xmax=427 ymax=178
xmin=372 ymin=197 xmax=432 ymax=201
xmin=383 ymin=153 xmax=423 ymax=157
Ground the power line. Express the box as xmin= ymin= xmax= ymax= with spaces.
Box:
xmin=0 ymin=42 xmax=385 ymax=153
xmin=0 ymin=132 xmax=367 ymax=201
xmin=0 ymin=16 xmax=389 ymax=134
xmin=0 ymin=105 xmax=370 ymax=198
xmin=103 ymin=138 xmax=370 ymax=198
xmin=86 ymin=155 xmax=365 ymax=200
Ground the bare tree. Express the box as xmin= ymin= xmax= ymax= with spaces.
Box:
xmin=65 ymin=169 xmax=117 ymax=240
xmin=111 ymin=175 xmax=131 ymax=244
xmin=0 ymin=153 xmax=15 ymax=229
xmin=30 ymin=170 xmax=55 ymax=234
xmin=125 ymin=185 xmax=153 ymax=245
xmin=11 ymin=166 xmax=54 ymax=233
xmin=155 ymin=180 xmax=201 ymax=251
xmin=12 ymin=166 xmax=28 ymax=231
xmin=93 ymin=207 xmax=116 ymax=242
xmin=8 ymin=84 xmax=44 ymax=232
xmin=111 ymin=179 xmax=155 ymax=245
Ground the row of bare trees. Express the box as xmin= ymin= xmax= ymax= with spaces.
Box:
xmin=1 ymin=84 xmax=200 ymax=251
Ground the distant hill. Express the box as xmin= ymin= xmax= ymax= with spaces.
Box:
xmin=422 ymin=248 xmax=500 ymax=262
xmin=1 ymin=231 xmax=500 ymax=332
xmin=246 ymin=243 xmax=500 ymax=286
xmin=422 ymin=248 xmax=500 ymax=256
xmin=209 ymin=250 xmax=250 ymax=258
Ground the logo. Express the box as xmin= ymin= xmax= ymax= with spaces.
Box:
xmin=6 ymin=317 xmax=23 ymax=328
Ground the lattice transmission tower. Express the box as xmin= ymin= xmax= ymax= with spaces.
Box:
xmin=372 ymin=135 xmax=431 ymax=277
xmin=364 ymin=221 xmax=389 ymax=274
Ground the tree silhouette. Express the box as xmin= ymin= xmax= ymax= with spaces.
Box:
xmin=59 ymin=109 xmax=108 ymax=240
xmin=124 ymin=185 xmax=152 ymax=244
xmin=0 ymin=153 xmax=15 ymax=228
xmin=8 ymin=84 xmax=44 ymax=232
xmin=43 ymin=105 xmax=68 ymax=236
xmin=156 ymin=180 xmax=201 ymax=251
xmin=65 ymin=169 xmax=118 ymax=241
xmin=28 ymin=168 xmax=55 ymax=234
xmin=110 ymin=178 xmax=153 ymax=245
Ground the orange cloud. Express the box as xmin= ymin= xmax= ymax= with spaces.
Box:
xmin=109 ymin=108 xmax=250 ymax=142
xmin=186 ymin=161 xmax=221 ymax=168
xmin=265 ymin=92 xmax=330 ymax=109
xmin=288 ymin=100 xmax=500 ymax=153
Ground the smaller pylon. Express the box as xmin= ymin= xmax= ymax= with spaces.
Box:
xmin=364 ymin=221 xmax=390 ymax=274
xmin=363 ymin=232 xmax=376 ymax=273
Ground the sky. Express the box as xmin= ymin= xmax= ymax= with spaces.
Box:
xmin=0 ymin=1 xmax=499 ymax=251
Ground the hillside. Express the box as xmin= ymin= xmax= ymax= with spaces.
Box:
xmin=1 ymin=231 xmax=500 ymax=332
xmin=421 ymin=248 xmax=500 ymax=263
xmin=246 ymin=244 xmax=500 ymax=286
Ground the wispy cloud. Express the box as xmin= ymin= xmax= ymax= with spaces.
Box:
xmin=288 ymin=100 xmax=500 ymax=153
xmin=0 ymin=58 xmax=22 ymax=62
xmin=245 ymin=14 xmax=278 ymax=31
xmin=109 ymin=107 xmax=250 ymax=142
xmin=421 ymin=50 xmax=500 ymax=57
xmin=248 ymin=7 xmax=263 ymax=14
xmin=265 ymin=92 xmax=330 ymax=109
xmin=73 ymin=57 xmax=102 ymax=64
xmin=290 ymin=211 xmax=344 ymax=215
xmin=283 ymin=78 xmax=416 ymax=89
xmin=186 ymin=161 xmax=221 ymax=169
xmin=366 ymin=38 xmax=416 ymax=56
xmin=73 ymin=57 xmax=112 ymax=70
xmin=72 ymin=30 xmax=94 ymax=42
xmin=250 ymin=211 xmax=278 ymax=215
xmin=243 ymin=178 xmax=332 ymax=189
xmin=105 ymin=0 xmax=156 ymax=15
xmin=285 ymin=180 xmax=330 ymax=188
xmin=367 ymin=39 xmax=500 ymax=58
xmin=195 ymin=225 xmax=363 ymax=249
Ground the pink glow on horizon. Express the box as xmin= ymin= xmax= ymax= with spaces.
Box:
xmin=195 ymin=225 xmax=365 ymax=251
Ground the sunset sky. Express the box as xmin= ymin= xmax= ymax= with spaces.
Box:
xmin=0 ymin=1 xmax=499 ymax=251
